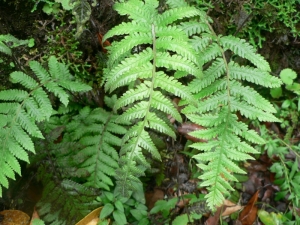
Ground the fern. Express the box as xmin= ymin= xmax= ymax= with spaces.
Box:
xmin=33 ymin=126 xmax=100 ymax=224
xmin=64 ymin=103 xmax=127 ymax=191
xmin=0 ymin=56 xmax=91 ymax=197
xmin=176 ymin=2 xmax=282 ymax=209
xmin=0 ymin=34 xmax=29 ymax=56
xmin=103 ymin=0 xmax=201 ymax=196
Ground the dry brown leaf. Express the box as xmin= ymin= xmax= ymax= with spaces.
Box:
xmin=221 ymin=200 xmax=243 ymax=217
xmin=239 ymin=190 xmax=259 ymax=225
xmin=145 ymin=188 xmax=164 ymax=210
xmin=0 ymin=210 xmax=30 ymax=225
xmin=205 ymin=207 xmax=222 ymax=225
xmin=76 ymin=207 xmax=109 ymax=225
xmin=177 ymin=123 xmax=206 ymax=142
xmin=29 ymin=207 xmax=40 ymax=225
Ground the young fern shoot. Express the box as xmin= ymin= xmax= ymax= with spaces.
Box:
xmin=102 ymin=0 xmax=202 ymax=196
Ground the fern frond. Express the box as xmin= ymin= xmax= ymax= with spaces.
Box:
xmin=146 ymin=112 xmax=176 ymax=138
xmin=32 ymin=88 xmax=53 ymax=119
xmin=156 ymin=38 xmax=199 ymax=65
xmin=151 ymin=91 xmax=182 ymax=122
xmin=0 ymin=42 xmax=12 ymax=56
xmin=114 ymin=0 xmax=157 ymax=23
xmin=114 ymin=83 xmax=151 ymax=110
xmin=0 ymin=56 xmax=91 ymax=197
xmin=10 ymin=71 xmax=39 ymax=89
xmin=230 ymin=98 xmax=279 ymax=122
xmin=0 ymin=89 xmax=28 ymax=102
xmin=103 ymin=21 xmax=150 ymax=41
xmin=220 ymin=35 xmax=270 ymax=71
xmin=102 ymin=0 xmax=213 ymax=205
xmin=180 ymin=8 xmax=282 ymax=211
xmin=229 ymin=81 xmax=276 ymax=113
xmin=105 ymin=48 xmax=154 ymax=92
xmin=228 ymin=63 xmax=282 ymax=88
xmin=29 ymin=61 xmax=51 ymax=82
xmin=157 ymin=7 xmax=201 ymax=26
xmin=201 ymin=42 xmax=222 ymax=63
xmin=156 ymin=52 xmax=201 ymax=76
xmin=108 ymin=33 xmax=152 ymax=66
xmin=64 ymin=106 xmax=125 ymax=190
xmin=180 ymin=21 xmax=210 ymax=36
xmin=44 ymin=82 xmax=70 ymax=106
xmin=109 ymin=64 xmax=153 ymax=92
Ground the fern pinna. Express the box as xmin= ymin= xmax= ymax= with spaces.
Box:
xmin=0 ymin=56 xmax=91 ymax=196
xmin=102 ymin=0 xmax=202 ymax=196
xmin=178 ymin=8 xmax=282 ymax=209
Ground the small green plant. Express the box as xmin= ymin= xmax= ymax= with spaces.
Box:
xmin=150 ymin=194 xmax=207 ymax=224
xmin=256 ymin=124 xmax=300 ymax=223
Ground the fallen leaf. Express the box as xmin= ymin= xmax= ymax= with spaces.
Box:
xmin=239 ymin=190 xmax=259 ymax=225
xmin=178 ymin=123 xmax=206 ymax=142
xmin=76 ymin=207 xmax=109 ymax=225
xmin=0 ymin=210 xmax=30 ymax=225
xmin=222 ymin=200 xmax=243 ymax=217
xmin=145 ymin=188 xmax=164 ymax=210
xmin=205 ymin=207 xmax=222 ymax=225
xmin=29 ymin=207 xmax=40 ymax=225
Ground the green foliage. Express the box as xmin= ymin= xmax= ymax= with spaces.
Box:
xmin=64 ymin=105 xmax=127 ymax=190
xmin=99 ymin=183 xmax=149 ymax=225
xmin=0 ymin=0 xmax=291 ymax=222
xmin=0 ymin=34 xmax=30 ymax=57
xmin=150 ymin=194 xmax=207 ymax=224
xmin=179 ymin=5 xmax=281 ymax=208
xmin=32 ymin=0 xmax=95 ymax=38
xmin=101 ymin=0 xmax=282 ymax=211
xmin=0 ymin=55 xmax=91 ymax=197
xmin=103 ymin=0 xmax=202 ymax=198
xmin=256 ymin=124 xmax=300 ymax=223
xmin=36 ymin=165 xmax=100 ymax=225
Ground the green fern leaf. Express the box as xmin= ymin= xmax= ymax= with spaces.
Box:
xmin=32 ymin=88 xmax=53 ymax=119
xmin=10 ymin=71 xmax=39 ymax=89
xmin=0 ymin=89 xmax=28 ymax=102
xmin=146 ymin=112 xmax=176 ymax=138
xmin=157 ymin=7 xmax=201 ymax=26
xmin=180 ymin=21 xmax=210 ymax=36
xmin=114 ymin=0 xmax=157 ymax=23
xmin=103 ymin=21 xmax=149 ymax=41
xmin=114 ymin=83 xmax=151 ymax=110
xmin=229 ymin=63 xmax=282 ymax=87
xmin=220 ymin=36 xmax=270 ymax=71
xmin=109 ymin=64 xmax=153 ymax=92
xmin=105 ymin=48 xmax=154 ymax=92
xmin=156 ymin=38 xmax=199 ymax=65
xmin=11 ymin=124 xmax=35 ymax=152
xmin=156 ymin=52 xmax=201 ymax=77
xmin=151 ymin=91 xmax=182 ymax=122
xmin=0 ymin=42 xmax=11 ymax=56
xmin=190 ymin=36 xmax=212 ymax=52
xmin=29 ymin=61 xmax=51 ymax=82
xmin=201 ymin=42 xmax=222 ymax=63
xmin=44 ymin=82 xmax=70 ymax=106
